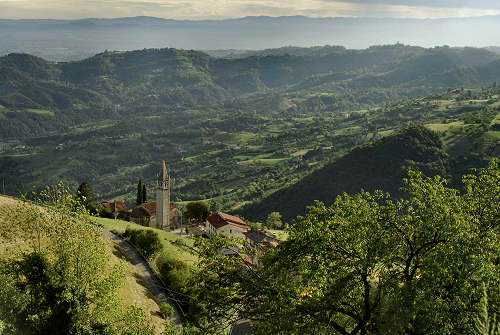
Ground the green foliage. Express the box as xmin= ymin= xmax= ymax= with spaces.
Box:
xmin=136 ymin=180 xmax=143 ymax=205
xmin=76 ymin=181 xmax=96 ymax=213
xmin=123 ymin=227 xmax=163 ymax=258
xmin=184 ymin=201 xmax=210 ymax=223
xmin=473 ymin=283 xmax=500 ymax=335
xmin=241 ymin=125 xmax=450 ymax=221
xmin=159 ymin=302 xmax=175 ymax=319
xmin=156 ymin=252 xmax=192 ymax=292
xmin=187 ymin=161 xmax=500 ymax=334
xmin=265 ymin=211 xmax=282 ymax=229
xmin=97 ymin=203 xmax=114 ymax=219
xmin=0 ymin=185 xmax=155 ymax=335
xmin=142 ymin=184 xmax=147 ymax=203
xmin=1 ymin=49 xmax=499 ymax=220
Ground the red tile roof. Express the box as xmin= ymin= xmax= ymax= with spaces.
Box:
xmin=206 ymin=213 xmax=227 ymax=229
xmin=218 ymin=212 xmax=248 ymax=227
xmin=206 ymin=212 xmax=250 ymax=230
xmin=140 ymin=202 xmax=157 ymax=213
xmin=101 ymin=201 xmax=131 ymax=213
xmin=132 ymin=202 xmax=178 ymax=218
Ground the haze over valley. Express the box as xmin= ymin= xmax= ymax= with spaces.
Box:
xmin=1 ymin=15 xmax=500 ymax=61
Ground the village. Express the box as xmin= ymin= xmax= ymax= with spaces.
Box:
xmin=100 ymin=160 xmax=283 ymax=265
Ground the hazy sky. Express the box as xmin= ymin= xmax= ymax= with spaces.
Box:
xmin=1 ymin=0 xmax=500 ymax=20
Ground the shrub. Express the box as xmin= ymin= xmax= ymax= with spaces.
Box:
xmin=156 ymin=253 xmax=192 ymax=292
xmin=98 ymin=205 xmax=114 ymax=219
xmin=159 ymin=302 xmax=174 ymax=319
xmin=123 ymin=228 xmax=163 ymax=258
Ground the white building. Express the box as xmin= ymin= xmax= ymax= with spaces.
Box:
xmin=205 ymin=212 xmax=250 ymax=238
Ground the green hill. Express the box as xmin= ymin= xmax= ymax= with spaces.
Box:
xmin=1 ymin=47 xmax=499 ymax=207
xmin=238 ymin=126 xmax=451 ymax=221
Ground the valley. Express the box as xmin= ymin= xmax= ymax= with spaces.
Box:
xmin=0 ymin=43 xmax=499 ymax=335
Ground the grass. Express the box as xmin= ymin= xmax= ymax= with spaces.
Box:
xmin=25 ymin=108 xmax=55 ymax=116
xmin=378 ymin=129 xmax=394 ymax=137
xmin=425 ymin=121 xmax=464 ymax=132
xmin=268 ymin=229 xmax=289 ymax=241
xmin=482 ymin=131 xmax=500 ymax=141
xmin=291 ymin=149 xmax=310 ymax=157
xmin=95 ymin=217 xmax=197 ymax=263
xmin=237 ymin=157 xmax=288 ymax=165
xmin=106 ymin=239 xmax=165 ymax=334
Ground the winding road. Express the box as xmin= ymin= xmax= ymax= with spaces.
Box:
xmin=102 ymin=229 xmax=183 ymax=327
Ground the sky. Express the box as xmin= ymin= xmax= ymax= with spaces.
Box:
xmin=1 ymin=0 xmax=500 ymax=20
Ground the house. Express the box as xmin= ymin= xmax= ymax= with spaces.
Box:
xmin=244 ymin=230 xmax=281 ymax=249
xmin=205 ymin=212 xmax=250 ymax=238
xmin=101 ymin=200 xmax=132 ymax=220
xmin=243 ymin=230 xmax=282 ymax=265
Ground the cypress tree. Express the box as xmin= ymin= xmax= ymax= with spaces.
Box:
xmin=142 ymin=184 xmax=147 ymax=203
xmin=136 ymin=180 xmax=143 ymax=205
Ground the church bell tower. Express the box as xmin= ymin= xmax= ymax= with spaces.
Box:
xmin=156 ymin=160 xmax=170 ymax=229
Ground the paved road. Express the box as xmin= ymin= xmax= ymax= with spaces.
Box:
xmin=102 ymin=229 xmax=183 ymax=327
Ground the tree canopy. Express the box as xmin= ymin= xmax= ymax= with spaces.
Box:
xmin=187 ymin=160 xmax=500 ymax=335
xmin=184 ymin=201 xmax=210 ymax=223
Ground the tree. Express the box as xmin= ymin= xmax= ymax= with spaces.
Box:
xmin=142 ymin=184 xmax=147 ymax=203
xmin=187 ymin=161 xmax=499 ymax=335
xmin=136 ymin=179 xmax=143 ymax=205
xmin=265 ymin=211 xmax=282 ymax=229
xmin=184 ymin=201 xmax=210 ymax=223
xmin=0 ymin=184 xmax=155 ymax=334
xmin=76 ymin=181 xmax=96 ymax=213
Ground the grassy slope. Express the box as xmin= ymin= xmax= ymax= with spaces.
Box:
xmin=96 ymin=217 xmax=197 ymax=264
xmin=0 ymin=195 xmax=166 ymax=334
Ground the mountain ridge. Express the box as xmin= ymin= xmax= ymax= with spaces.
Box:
xmin=2 ymin=15 xmax=500 ymax=61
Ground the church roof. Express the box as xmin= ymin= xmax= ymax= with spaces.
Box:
xmin=141 ymin=201 xmax=157 ymax=213
xmin=131 ymin=206 xmax=152 ymax=218
xmin=131 ymin=201 xmax=177 ymax=218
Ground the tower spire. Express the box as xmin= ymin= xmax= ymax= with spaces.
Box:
xmin=162 ymin=160 xmax=167 ymax=180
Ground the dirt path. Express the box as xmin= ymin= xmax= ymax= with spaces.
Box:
xmin=102 ymin=229 xmax=184 ymax=327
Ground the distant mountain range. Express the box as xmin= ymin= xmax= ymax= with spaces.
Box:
xmin=1 ymin=15 xmax=500 ymax=61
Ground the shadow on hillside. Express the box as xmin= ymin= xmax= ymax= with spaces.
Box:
xmin=132 ymin=272 xmax=157 ymax=301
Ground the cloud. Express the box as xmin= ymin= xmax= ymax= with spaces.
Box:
xmin=320 ymin=0 xmax=500 ymax=10
xmin=1 ymin=0 xmax=500 ymax=19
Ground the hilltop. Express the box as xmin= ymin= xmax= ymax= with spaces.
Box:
xmin=239 ymin=87 xmax=500 ymax=221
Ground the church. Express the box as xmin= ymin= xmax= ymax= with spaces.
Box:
xmin=106 ymin=161 xmax=178 ymax=229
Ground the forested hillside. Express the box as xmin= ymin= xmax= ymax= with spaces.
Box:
xmin=239 ymin=126 xmax=450 ymax=221
xmin=1 ymin=45 xmax=499 ymax=138
xmin=1 ymin=46 xmax=499 ymax=211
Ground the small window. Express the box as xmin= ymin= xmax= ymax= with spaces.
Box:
xmin=230 ymin=229 xmax=232 ymax=233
